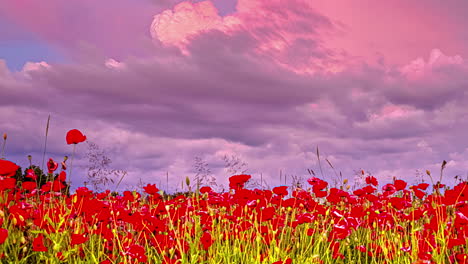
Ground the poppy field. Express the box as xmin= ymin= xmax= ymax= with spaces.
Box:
xmin=0 ymin=130 xmax=467 ymax=264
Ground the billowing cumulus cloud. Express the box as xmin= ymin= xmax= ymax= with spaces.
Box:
xmin=1 ymin=0 xmax=468 ymax=192
xmin=150 ymin=0 xmax=340 ymax=73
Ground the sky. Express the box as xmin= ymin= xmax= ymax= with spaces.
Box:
xmin=1 ymin=0 xmax=468 ymax=193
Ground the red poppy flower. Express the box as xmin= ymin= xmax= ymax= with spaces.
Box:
xmin=362 ymin=185 xmax=377 ymax=194
xmin=414 ymin=183 xmax=430 ymax=190
xmin=258 ymin=207 xmax=275 ymax=222
xmin=41 ymin=181 xmax=52 ymax=192
xmin=229 ymin=174 xmax=251 ymax=189
xmin=47 ymin=158 xmax=58 ymax=174
xmin=273 ymin=258 xmax=292 ymax=264
xmin=0 ymin=160 xmax=19 ymax=177
xmin=447 ymin=238 xmax=465 ymax=249
xmin=0 ymin=178 xmax=16 ymax=190
xmin=413 ymin=189 xmax=426 ymax=199
xmin=143 ymin=183 xmax=159 ymax=195
xmin=200 ymin=232 xmax=213 ymax=250
xmin=123 ymin=244 xmax=147 ymax=262
xmin=25 ymin=169 xmax=37 ymax=180
xmin=22 ymin=181 xmax=37 ymax=191
xmin=52 ymin=180 xmax=65 ymax=192
xmin=394 ymin=179 xmax=407 ymax=191
xmin=57 ymin=171 xmax=67 ymax=182
xmin=33 ymin=234 xmax=48 ymax=252
xmin=273 ymin=186 xmax=288 ymax=196
xmin=365 ymin=176 xmax=378 ymax=186
xmin=56 ymin=252 xmax=65 ymax=261
xmin=66 ymin=129 xmax=87 ymax=145
xmin=356 ymin=245 xmax=367 ymax=253
xmin=454 ymin=254 xmax=468 ymax=264
xmin=71 ymin=234 xmax=88 ymax=246
xmin=382 ymin=184 xmax=397 ymax=196
xmin=0 ymin=229 xmax=8 ymax=244
xmin=200 ymin=186 xmax=212 ymax=193
xmin=307 ymin=177 xmax=322 ymax=186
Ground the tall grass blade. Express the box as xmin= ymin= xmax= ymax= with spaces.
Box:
xmin=325 ymin=158 xmax=339 ymax=180
xmin=41 ymin=114 xmax=51 ymax=171
xmin=114 ymin=171 xmax=127 ymax=193
xmin=316 ymin=146 xmax=324 ymax=178
xmin=1 ymin=133 xmax=6 ymax=159
xmin=440 ymin=160 xmax=447 ymax=183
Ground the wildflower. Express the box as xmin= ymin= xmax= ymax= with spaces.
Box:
xmin=0 ymin=160 xmax=19 ymax=177
xmin=22 ymin=181 xmax=37 ymax=191
xmin=273 ymin=258 xmax=292 ymax=264
xmin=273 ymin=186 xmax=288 ymax=196
xmin=33 ymin=234 xmax=47 ymax=252
xmin=52 ymin=180 xmax=65 ymax=192
xmin=0 ymin=178 xmax=16 ymax=190
xmin=258 ymin=207 xmax=275 ymax=222
xmin=57 ymin=171 xmax=67 ymax=182
xmin=200 ymin=232 xmax=213 ymax=250
xmin=382 ymin=184 xmax=397 ymax=196
xmin=25 ymin=169 xmax=37 ymax=180
xmin=41 ymin=181 xmax=52 ymax=192
xmin=200 ymin=186 xmax=212 ymax=193
xmin=454 ymin=254 xmax=468 ymax=264
xmin=229 ymin=174 xmax=251 ymax=189
xmin=0 ymin=229 xmax=7 ymax=244
xmin=122 ymin=244 xmax=147 ymax=262
xmin=71 ymin=234 xmax=88 ymax=246
xmin=66 ymin=129 xmax=86 ymax=145
xmin=143 ymin=183 xmax=159 ymax=195
xmin=56 ymin=252 xmax=65 ymax=261
xmin=47 ymin=158 xmax=58 ymax=174
xmin=394 ymin=179 xmax=407 ymax=191
xmin=365 ymin=176 xmax=378 ymax=186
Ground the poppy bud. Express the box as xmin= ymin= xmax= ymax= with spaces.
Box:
xmin=2 ymin=133 xmax=6 ymax=141
xmin=185 ymin=176 xmax=191 ymax=187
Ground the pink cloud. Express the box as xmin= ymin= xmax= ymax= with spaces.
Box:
xmin=148 ymin=0 xmax=468 ymax=75
xmin=0 ymin=0 xmax=173 ymax=60
xmin=151 ymin=0 xmax=339 ymax=74
xmin=304 ymin=0 xmax=468 ymax=66
xmin=150 ymin=1 xmax=240 ymax=53
xmin=400 ymin=49 xmax=464 ymax=80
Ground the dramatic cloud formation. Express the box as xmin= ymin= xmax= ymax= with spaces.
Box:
xmin=1 ymin=0 xmax=468 ymax=192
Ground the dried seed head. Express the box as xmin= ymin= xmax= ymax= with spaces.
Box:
xmin=2 ymin=133 xmax=6 ymax=140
